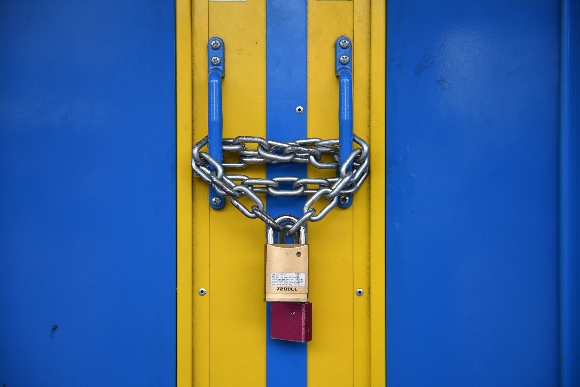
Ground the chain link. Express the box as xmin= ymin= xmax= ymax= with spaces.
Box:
xmin=191 ymin=135 xmax=369 ymax=234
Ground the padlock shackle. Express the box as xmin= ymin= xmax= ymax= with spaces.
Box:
xmin=267 ymin=215 xmax=306 ymax=244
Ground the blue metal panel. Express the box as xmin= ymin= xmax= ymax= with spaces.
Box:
xmin=207 ymin=37 xmax=226 ymax=209
xmin=335 ymin=36 xmax=353 ymax=166
xmin=265 ymin=0 xmax=308 ymax=385
xmin=386 ymin=1 xmax=560 ymax=385
xmin=560 ymin=0 xmax=580 ymax=385
xmin=0 ymin=2 xmax=176 ymax=386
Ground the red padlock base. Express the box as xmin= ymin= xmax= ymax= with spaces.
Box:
xmin=270 ymin=302 xmax=312 ymax=342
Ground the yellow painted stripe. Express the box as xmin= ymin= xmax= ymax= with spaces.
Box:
xmin=369 ymin=0 xmax=387 ymax=385
xmin=307 ymin=1 xmax=356 ymax=386
xmin=176 ymin=1 xmax=194 ymax=386
xmin=206 ymin=2 xmax=267 ymax=386
xmin=191 ymin=0 xmax=211 ymax=386
xmin=353 ymin=0 xmax=372 ymax=385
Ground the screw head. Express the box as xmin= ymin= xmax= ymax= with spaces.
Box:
xmin=198 ymin=288 xmax=207 ymax=296
xmin=211 ymin=197 xmax=222 ymax=206
xmin=339 ymin=38 xmax=350 ymax=49
xmin=339 ymin=55 xmax=350 ymax=65
xmin=210 ymin=39 xmax=221 ymax=50
xmin=356 ymin=288 xmax=364 ymax=296
xmin=339 ymin=195 xmax=350 ymax=205
xmin=211 ymin=56 xmax=221 ymax=66
xmin=295 ymin=106 xmax=304 ymax=114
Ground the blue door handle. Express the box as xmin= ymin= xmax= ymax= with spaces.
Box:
xmin=205 ymin=36 xmax=359 ymax=210
xmin=336 ymin=36 xmax=354 ymax=208
xmin=208 ymin=37 xmax=226 ymax=209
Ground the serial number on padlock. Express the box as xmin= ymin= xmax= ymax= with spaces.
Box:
xmin=276 ymin=287 xmax=297 ymax=291
xmin=270 ymin=272 xmax=306 ymax=287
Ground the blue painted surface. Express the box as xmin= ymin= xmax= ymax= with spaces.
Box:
xmin=207 ymin=37 xmax=226 ymax=209
xmin=265 ymin=0 xmax=308 ymax=385
xmin=335 ymin=36 xmax=353 ymax=166
xmin=0 ymin=2 xmax=176 ymax=386
xmin=560 ymin=0 xmax=580 ymax=385
xmin=386 ymin=1 xmax=561 ymax=385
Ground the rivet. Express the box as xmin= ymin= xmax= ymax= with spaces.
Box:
xmin=356 ymin=288 xmax=364 ymax=296
xmin=339 ymin=195 xmax=350 ymax=205
xmin=339 ymin=55 xmax=350 ymax=65
xmin=210 ymin=40 xmax=221 ymax=50
xmin=339 ymin=38 xmax=350 ymax=49
xmin=211 ymin=197 xmax=222 ymax=206
xmin=198 ymin=288 xmax=207 ymax=296
xmin=295 ymin=106 xmax=304 ymax=114
xmin=211 ymin=56 xmax=221 ymax=66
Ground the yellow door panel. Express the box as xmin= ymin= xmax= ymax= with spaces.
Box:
xmin=177 ymin=1 xmax=385 ymax=385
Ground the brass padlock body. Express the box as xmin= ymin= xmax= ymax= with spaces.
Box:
xmin=265 ymin=244 xmax=309 ymax=302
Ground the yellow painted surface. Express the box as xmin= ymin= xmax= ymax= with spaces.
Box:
xmin=352 ymin=0 xmax=372 ymax=385
xmin=177 ymin=0 xmax=385 ymax=385
xmin=307 ymin=1 xmax=355 ymax=385
xmin=191 ymin=1 xmax=211 ymax=386
xmin=368 ymin=2 xmax=386 ymax=385
xmin=207 ymin=1 xmax=267 ymax=386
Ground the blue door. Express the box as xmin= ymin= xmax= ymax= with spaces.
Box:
xmin=387 ymin=0 xmax=579 ymax=386
xmin=1 ymin=1 xmax=577 ymax=386
xmin=0 ymin=2 xmax=176 ymax=385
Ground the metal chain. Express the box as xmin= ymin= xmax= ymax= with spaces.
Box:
xmin=191 ymin=135 xmax=369 ymax=235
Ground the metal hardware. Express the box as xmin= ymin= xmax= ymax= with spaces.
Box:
xmin=267 ymin=215 xmax=307 ymax=245
xmin=267 ymin=216 xmax=312 ymax=342
xmin=339 ymin=38 xmax=350 ymax=49
xmin=266 ymin=215 xmax=308 ymax=303
xmin=191 ymin=134 xmax=369 ymax=234
xmin=198 ymin=288 xmax=207 ymax=296
xmin=356 ymin=288 xmax=364 ymax=296
xmin=210 ymin=39 xmax=221 ymax=50
xmin=339 ymin=195 xmax=350 ymax=205
xmin=208 ymin=37 xmax=226 ymax=209
xmin=336 ymin=36 xmax=354 ymax=208
xmin=194 ymin=36 xmax=368 ymax=224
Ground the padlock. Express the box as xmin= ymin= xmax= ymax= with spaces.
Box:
xmin=266 ymin=216 xmax=312 ymax=342
xmin=265 ymin=220 xmax=308 ymax=303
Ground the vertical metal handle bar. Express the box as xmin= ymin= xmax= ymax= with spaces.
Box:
xmin=336 ymin=36 xmax=354 ymax=208
xmin=338 ymin=72 xmax=353 ymax=163
xmin=208 ymin=37 xmax=226 ymax=209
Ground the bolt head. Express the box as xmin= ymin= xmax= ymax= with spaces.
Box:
xmin=356 ymin=288 xmax=364 ymax=296
xmin=198 ymin=288 xmax=207 ymax=296
xmin=210 ymin=39 xmax=221 ymax=50
xmin=211 ymin=56 xmax=221 ymax=66
xmin=211 ymin=196 xmax=222 ymax=206
xmin=339 ymin=38 xmax=350 ymax=49
xmin=339 ymin=195 xmax=350 ymax=205
xmin=295 ymin=106 xmax=304 ymax=114
xmin=339 ymin=55 xmax=350 ymax=65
